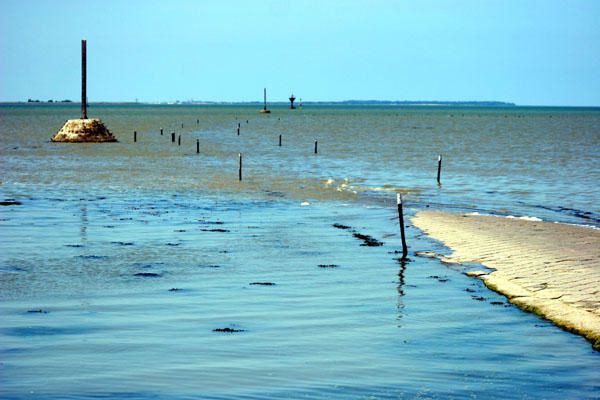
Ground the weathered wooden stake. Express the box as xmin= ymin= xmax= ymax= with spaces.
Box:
xmin=160 ymin=128 xmax=163 ymax=136
xmin=178 ymin=135 xmax=181 ymax=146
xmin=279 ymin=134 xmax=282 ymax=146
xmin=237 ymin=126 xmax=240 ymax=136
xmin=181 ymin=123 xmax=184 ymax=129
xmin=238 ymin=153 xmax=243 ymax=181
xmin=314 ymin=140 xmax=318 ymax=154
xmin=437 ymin=154 xmax=442 ymax=185
xmin=197 ymin=119 xmax=199 ymax=124
xmin=196 ymin=139 xmax=199 ymax=154
xmin=171 ymin=132 xmax=175 ymax=142
xmin=134 ymin=131 xmax=137 ymax=142
xmin=81 ymin=39 xmax=87 ymax=119
xmin=397 ymin=193 xmax=408 ymax=260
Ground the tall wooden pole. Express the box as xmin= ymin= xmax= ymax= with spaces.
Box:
xmin=397 ymin=193 xmax=408 ymax=260
xmin=81 ymin=39 xmax=87 ymax=119
xmin=263 ymin=88 xmax=267 ymax=111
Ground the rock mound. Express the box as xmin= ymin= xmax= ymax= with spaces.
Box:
xmin=51 ymin=118 xmax=117 ymax=143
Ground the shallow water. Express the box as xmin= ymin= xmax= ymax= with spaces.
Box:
xmin=1 ymin=104 xmax=599 ymax=399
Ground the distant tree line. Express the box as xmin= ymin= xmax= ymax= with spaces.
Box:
xmin=178 ymin=100 xmax=516 ymax=106
xmin=27 ymin=99 xmax=73 ymax=103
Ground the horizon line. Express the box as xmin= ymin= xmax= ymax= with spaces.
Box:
xmin=3 ymin=100 xmax=600 ymax=108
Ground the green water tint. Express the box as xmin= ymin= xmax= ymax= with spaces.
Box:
xmin=1 ymin=105 xmax=600 ymax=398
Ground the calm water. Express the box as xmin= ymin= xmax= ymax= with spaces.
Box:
xmin=1 ymin=104 xmax=599 ymax=399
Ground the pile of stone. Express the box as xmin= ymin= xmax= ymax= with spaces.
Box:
xmin=51 ymin=118 xmax=117 ymax=143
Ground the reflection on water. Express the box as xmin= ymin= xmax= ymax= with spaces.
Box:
xmin=396 ymin=258 xmax=407 ymax=326
xmin=1 ymin=105 xmax=600 ymax=399
xmin=79 ymin=201 xmax=88 ymax=243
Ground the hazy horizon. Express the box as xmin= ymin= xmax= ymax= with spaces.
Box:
xmin=6 ymin=100 xmax=600 ymax=108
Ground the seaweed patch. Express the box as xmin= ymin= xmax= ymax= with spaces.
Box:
xmin=0 ymin=200 xmax=22 ymax=206
xmin=77 ymin=255 xmax=108 ymax=260
xmin=134 ymin=272 xmax=162 ymax=277
xmin=199 ymin=220 xmax=225 ymax=225
xmin=352 ymin=232 xmax=383 ymax=247
xmin=213 ymin=327 xmax=246 ymax=333
xmin=333 ymin=223 xmax=351 ymax=230
xmin=318 ymin=264 xmax=339 ymax=268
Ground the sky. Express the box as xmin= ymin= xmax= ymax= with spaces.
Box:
xmin=1 ymin=0 xmax=599 ymax=106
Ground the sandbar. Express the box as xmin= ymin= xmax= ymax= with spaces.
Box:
xmin=412 ymin=211 xmax=600 ymax=351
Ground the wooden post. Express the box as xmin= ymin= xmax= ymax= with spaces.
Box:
xmin=178 ymin=135 xmax=181 ymax=146
xmin=181 ymin=123 xmax=184 ymax=129
xmin=196 ymin=139 xmax=199 ymax=154
xmin=238 ymin=153 xmax=243 ymax=181
xmin=134 ymin=131 xmax=137 ymax=142
xmin=437 ymin=155 xmax=442 ymax=185
xmin=160 ymin=128 xmax=163 ymax=136
xmin=197 ymin=119 xmax=199 ymax=124
xmin=279 ymin=134 xmax=282 ymax=146
xmin=171 ymin=132 xmax=175 ymax=142
xmin=81 ymin=39 xmax=87 ymax=119
xmin=397 ymin=193 xmax=408 ymax=260
xmin=237 ymin=126 xmax=240 ymax=136
xmin=263 ymin=88 xmax=267 ymax=111
xmin=314 ymin=140 xmax=318 ymax=154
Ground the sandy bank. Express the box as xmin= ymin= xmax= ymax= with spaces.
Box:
xmin=412 ymin=211 xmax=600 ymax=351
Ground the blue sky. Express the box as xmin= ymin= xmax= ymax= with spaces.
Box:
xmin=1 ymin=0 xmax=599 ymax=105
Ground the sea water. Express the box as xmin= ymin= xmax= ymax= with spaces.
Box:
xmin=1 ymin=104 xmax=599 ymax=399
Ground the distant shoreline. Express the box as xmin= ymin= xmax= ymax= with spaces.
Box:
xmin=1 ymin=100 xmax=516 ymax=107
xmin=2 ymin=101 xmax=600 ymax=108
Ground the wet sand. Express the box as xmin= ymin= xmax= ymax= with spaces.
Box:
xmin=412 ymin=211 xmax=600 ymax=351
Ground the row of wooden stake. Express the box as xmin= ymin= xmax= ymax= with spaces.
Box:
xmin=133 ymin=125 xmax=442 ymax=187
xmin=132 ymin=124 xmax=324 ymax=176
xmin=133 ymin=121 xmax=444 ymax=261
